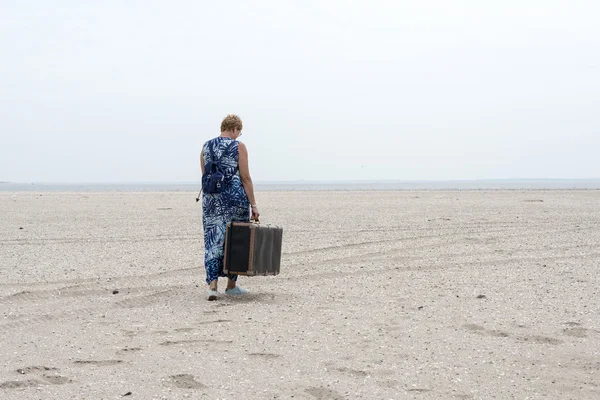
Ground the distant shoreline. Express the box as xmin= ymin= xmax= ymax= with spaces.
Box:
xmin=1 ymin=179 xmax=600 ymax=192
xmin=4 ymin=178 xmax=600 ymax=185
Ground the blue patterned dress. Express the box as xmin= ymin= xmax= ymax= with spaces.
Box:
xmin=202 ymin=137 xmax=250 ymax=284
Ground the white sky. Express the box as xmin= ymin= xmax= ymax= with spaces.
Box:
xmin=1 ymin=0 xmax=599 ymax=183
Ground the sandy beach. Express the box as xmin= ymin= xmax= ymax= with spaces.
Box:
xmin=1 ymin=190 xmax=599 ymax=399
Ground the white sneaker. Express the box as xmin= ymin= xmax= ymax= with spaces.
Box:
xmin=225 ymin=286 xmax=248 ymax=296
xmin=207 ymin=289 xmax=218 ymax=301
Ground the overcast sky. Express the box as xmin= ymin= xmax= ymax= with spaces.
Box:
xmin=1 ymin=0 xmax=598 ymax=183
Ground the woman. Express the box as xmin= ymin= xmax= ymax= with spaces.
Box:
xmin=200 ymin=114 xmax=259 ymax=301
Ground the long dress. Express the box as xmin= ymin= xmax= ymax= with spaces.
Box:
xmin=201 ymin=137 xmax=250 ymax=284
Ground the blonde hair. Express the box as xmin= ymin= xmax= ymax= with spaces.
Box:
xmin=220 ymin=114 xmax=243 ymax=132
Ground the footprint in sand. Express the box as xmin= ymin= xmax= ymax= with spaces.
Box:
xmin=174 ymin=328 xmax=195 ymax=333
xmin=562 ymin=322 xmax=599 ymax=338
xmin=42 ymin=375 xmax=72 ymax=385
xmin=462 ymin=323 xmax=485 ymax=331
xmin=518 ymin=335 xmax=564 ymax=345
xmin=486 ymin=330 xmax=510 ymax=338
xmin=16 ymin=366 xmax=58 ymax=374
xmin=172 ymin=322 xmax=234 ymax=334
xmin=160 ymin=339 xmax=201 ymax=346
xmin=563 ymin=327 xmax=588 ymax=337
xmin=379 ymin=379 xmax=399 ymax=389
xmin=407 ymin=388 xmax=432 ymax=393
xmin=197 ymin=319 xmax=232 ymax=325
xmin=74 ymin=360 xmax=123 ymax=366
xmin=1 ymin=366 xmax=72 ymax=389
xmin=159 ymin=339 xmax=232 ymax=346
xmin=248 ymin=352 xmax=282 ymax=359
xmin=165 ymin=374 xmax=206 ymax=389
xmin=462 ymin=324 xmax=509 ymax=337
xmin=305 ymin=386 xmax=344 ymax=400
xmin=117 ymin=347 xmax=143 ymax=355
xmin=335 ymin=367 xmax=369 ymax=378
xmin=0 ymin=379 xmax=44 ymax=389
xmin=114 ymin=291 xmax=171 ymax=309
xmin=463 ymin=324 xmax=564 ymax=345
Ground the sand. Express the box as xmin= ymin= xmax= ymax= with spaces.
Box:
xmin=0 ymin=190 xmax=599 ymax=399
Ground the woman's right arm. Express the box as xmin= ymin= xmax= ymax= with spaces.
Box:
xmin=200 ymin=149 xmax=205 ymax=175
xmin=238 ymin=142 xmax=260 ymax=220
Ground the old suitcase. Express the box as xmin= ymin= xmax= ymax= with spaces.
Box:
xmin=222 ymin=221 xmax=283 ymax=276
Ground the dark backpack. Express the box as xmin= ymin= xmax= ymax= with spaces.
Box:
xmin=201 ymin=140 xmax=237 ymax=194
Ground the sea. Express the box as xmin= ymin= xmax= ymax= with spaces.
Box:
xmin=1 ymin=180 xmax=600 ymax=192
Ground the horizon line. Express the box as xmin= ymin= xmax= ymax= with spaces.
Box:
xmin=2 ymin=178 xmax=600 ymax=185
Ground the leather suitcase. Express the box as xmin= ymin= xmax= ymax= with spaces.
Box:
xmin=223 ymin=221 xmax=283 ymax=276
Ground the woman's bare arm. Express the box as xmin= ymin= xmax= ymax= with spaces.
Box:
xmin=238 ymin=142 xmax=256 ymax=206
xmin=200 ymin=150 xmax=205 ymax=175
xmin=238 ymin=142 xmax=260 ymax=220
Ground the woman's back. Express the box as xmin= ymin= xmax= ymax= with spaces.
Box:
xmin=202 ymin=137 xmax=240 ymax=178
xmin=202 ymin=137 xmax=248 ymax=207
